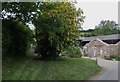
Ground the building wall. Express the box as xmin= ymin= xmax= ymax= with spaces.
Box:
xmin=83 ymin=39 xmax=120 ymax=57
xmin=107 ymin=43 xmax=119 ymax=56
xmin=84 ymin=46 xmax=108 ymax=57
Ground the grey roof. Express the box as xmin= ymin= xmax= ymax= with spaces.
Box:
xmin=77 ymin=34 xmax=120 ymax=42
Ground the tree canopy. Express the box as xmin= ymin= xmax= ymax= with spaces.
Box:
xmin=2 ymin=2 xmax=38 ymax=23
xmin=2 ymin=20 xmax=33 ymax=56
xmin=92 ymin=20 xmax=120 ymax=36
xmin=34 ymin=2 xmax=84 ymax=59
xmin=2 ymin=2 xmax=84 ymax=59
xmin=80 ymin=20 xmax=120 ymax=37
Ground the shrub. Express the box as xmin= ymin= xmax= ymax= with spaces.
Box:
xmin=104 ymin=55 xmax=120 ymax=61
xmin=62 ymin=46 xmax=82 ymax=58
xmin=2 ymin=20 xmax=33 ymax=56
xmin=110 ymin=55 xmax=120 ymax=61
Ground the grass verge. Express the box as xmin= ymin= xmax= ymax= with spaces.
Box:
xmin=3 ymin=56 xmax=101 ymax=80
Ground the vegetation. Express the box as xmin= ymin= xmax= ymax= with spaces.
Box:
xmin=2 ymin=2 xmax=101 ymax=80
xmin=62 ymin=45 xmax=82 ymax=58
xmin=2 ymin=20 xmax=33 ymax=56
xmin=2 ymin=2 xmax=84 ymax=59
xmin=34 ymin=2 xmax=84 ymax=59
xmin=79 ymin=29 xmax=94 ymax=37
xmin=3 ymin=56 xmax=101 ymax=80
xmin=92 ymin=20 xmax=120 ymax=36
xmin=104 ymin=55 xmax=120 ymax=61
xmin=2 ymin=2 xmax=38 ymax=23
xmin=80 ymin=20 xmax=120 ymax=37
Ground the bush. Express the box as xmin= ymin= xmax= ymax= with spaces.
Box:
xmin=2 ymin=20 xmax=33 ymax=56
xmin=62 ymin=46 xmax=82 ymax=58
xmin=110 ymin=55 xmax=120 ymax=61
xmin=104 ymin=55 xmax=120 ymax=61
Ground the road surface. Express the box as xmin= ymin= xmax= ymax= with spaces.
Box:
xmin=89 ymin=58 xmax=119 ymax=80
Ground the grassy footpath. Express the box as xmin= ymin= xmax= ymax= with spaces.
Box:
xmin=3 ymin=56 xmax=101 ymax=80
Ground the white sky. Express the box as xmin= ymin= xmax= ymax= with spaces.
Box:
xmin=75 ymin=0 xmax=119 ymax=30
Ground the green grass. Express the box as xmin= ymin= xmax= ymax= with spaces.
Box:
xmin=3 ymin=56 xmax=101 ymax=80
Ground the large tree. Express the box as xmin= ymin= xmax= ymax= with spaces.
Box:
xmin=2 ymin=2 xmax=36 ymax=56
xmin=2 ymin=2 xmax=84 ymax=59
xmin=2 ymin=20 xmax=33 ymax=56
xmin=2 ymin=2 xmax=39 ymax=24
xmin=34 ymin=2 xmax=84 ymax=59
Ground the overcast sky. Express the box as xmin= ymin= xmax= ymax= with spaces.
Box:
xmin=75 ymin=0 xmax=118 ymax=30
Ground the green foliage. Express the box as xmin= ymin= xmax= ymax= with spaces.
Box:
xmin=2 ymin=2 xmax=38 ymax=23
xmin=34 ymin=2 xmax=84 ymax=59
xmin=2 ymin=25 xmax=12 ymax=56
xmin=62 ymin=46 xmax=82 ymax=58
xmin=2 ymin=2 xmax=84 ymax=59
xmin=79 ymin=29 xmax=94 ymax=37
xmin=92 ymin=20 xmax=120 ymax=36
xmin=80 ymin=20 xmax=120 ymax=37
xmin=2 ymin=20 xmax=33 ymax=56
xmin=104 ymin=55 xmax=120 ymax=61
xmin=109 ymin=55 xmax=120 ymax=61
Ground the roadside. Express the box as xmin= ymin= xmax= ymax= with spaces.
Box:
xmin=87 ymin=57 xmax=118 ymax=80
xmin=3 ymin=57 xmax=101 ymax=80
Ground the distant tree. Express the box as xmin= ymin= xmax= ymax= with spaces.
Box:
xmin=92 ymin=20 xmax=120 ymax=36
xmin=79 ymin=29 xmax=94 ymax=37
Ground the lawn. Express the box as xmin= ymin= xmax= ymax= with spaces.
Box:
xmin=2 ymin=56 xmax=101 ymax=80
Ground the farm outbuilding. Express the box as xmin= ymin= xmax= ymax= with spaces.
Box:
xmin=82 ymin=38 xmax=120 ymax=57
xmin=77 ymin=34 xmax=120 ymax=48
